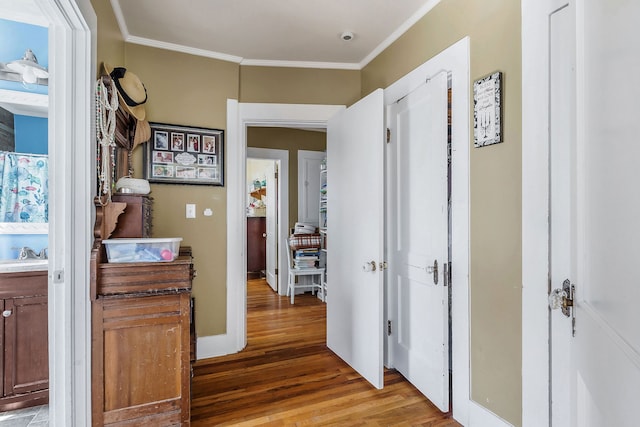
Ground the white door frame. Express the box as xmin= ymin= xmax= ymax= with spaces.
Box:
xmin=36 ymin=0 xmax=96 ymax=425
xmin=522 ymin=1 xmax=565 ymax=425
xmin=247 ymin=147 xmax=289 ymax=296
xmin=193 ymin=102 xmax=344 ymax=358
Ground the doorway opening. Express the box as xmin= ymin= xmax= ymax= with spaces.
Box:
xmin=245 ymin=146 xmax=289 ymax=296
xmin=245 ymin=157 xmax=277 ymax=287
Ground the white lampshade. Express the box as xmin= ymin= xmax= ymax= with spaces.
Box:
xmin=6 ymin=49 xmax=49 ymax=83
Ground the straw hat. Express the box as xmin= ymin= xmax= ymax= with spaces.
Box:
xmin=102 ymin=63 xmax=148 ymax=121
xmin=133 ymin=119 xmax=151 ymax=148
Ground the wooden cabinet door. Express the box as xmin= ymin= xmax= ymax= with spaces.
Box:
xmin=92 ymin=292 xmax=191 ymax=426
xmin=3 ymin=296 xmax=49 ymax=397
xmin=247 ymin=216 xmax=266 ymax=274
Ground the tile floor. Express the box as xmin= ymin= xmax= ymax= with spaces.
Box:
xmin=0 ymin=405 xmax=48 ymax=427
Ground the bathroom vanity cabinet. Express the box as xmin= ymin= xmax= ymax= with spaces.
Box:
xmin=0 ymin=270 xmax=49 ymax=411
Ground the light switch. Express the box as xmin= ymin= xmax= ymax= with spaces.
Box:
xmin=186 ymin=204 xmax=196 ymax=218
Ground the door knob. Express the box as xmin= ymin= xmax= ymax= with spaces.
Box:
xmin=2 ymin=310 xmax=12 ymax=318
xmin=426 ymin=259 xmax=438 ymax=285
xmin=362 ymin=261 xmax=377 ymax=272
xmin=549 ymin=278 xmax=576 ymax=336
xmin=262 ymin=232 xmax=267 ymax=238
xmin=549 ymin=279 xmax=574 ymax=317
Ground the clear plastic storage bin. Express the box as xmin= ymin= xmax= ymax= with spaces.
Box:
xmin=103 ymin=238 xmax=182 ymax=263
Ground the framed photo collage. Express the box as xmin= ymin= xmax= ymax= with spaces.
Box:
xmin=144 ymin=122 xmax=224 ymax=186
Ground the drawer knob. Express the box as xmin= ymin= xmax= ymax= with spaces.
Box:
xmin=2 ymin=310 xmax=12 ymax=318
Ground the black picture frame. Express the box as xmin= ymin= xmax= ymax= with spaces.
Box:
xmin=145 ymin=122 xmax=224 ymax=186
xmin=473 ymin=71 xmax=502 ymax=148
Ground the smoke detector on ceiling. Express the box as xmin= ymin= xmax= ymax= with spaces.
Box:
xmin=340 ymin=31 xmax=355 ymax=42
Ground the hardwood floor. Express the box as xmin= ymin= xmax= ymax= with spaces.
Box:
xmin=191 ymin=279 xmax=460 ymax=426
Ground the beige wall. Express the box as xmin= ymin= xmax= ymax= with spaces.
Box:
xmin=247 ymin=127 xmax=326 ymax=230
xmin=92 ymin=0 xmax=124 ymax=71
xmin=124 ymin=44 xmax=239 ymax=336
xmin=240 ymin=66 xmax=360 ymax=106
xmin=362 ymin=0 xmax=522 ymax=425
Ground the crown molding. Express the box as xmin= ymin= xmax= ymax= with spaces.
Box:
xmin=110 ymin=0 xmax=129 ymax=43
xmin=122 ymin=34 xmax=360 ymax=70
xmin=125 ymin=35 xmax=244 ymax=63
xmin=240 ymin=58 xmax=360 ymax=70
xmin=359 ymin=0 xmax=441 ymax=68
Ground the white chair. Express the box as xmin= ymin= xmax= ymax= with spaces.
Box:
xmin=286 ymin=241 xmax=325 ymax=304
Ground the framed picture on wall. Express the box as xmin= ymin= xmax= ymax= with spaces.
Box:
xmin=144 ymin=122 xmax=224 ymax=186
xmin=473 ymin=71 xmax=502 ymax=147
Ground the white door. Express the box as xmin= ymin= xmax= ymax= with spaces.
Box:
xmin=550 ymin=1 xmax=640 ymax=425
xmin=297 ymin=150 xmax=325 ymax=226
xmin=265 ymin=160 xmax=278 ymax=291
xmin=387 ymin=72 xmax=450 ymax=411
xmin=326 ymin=88 xmax=385 ymax=389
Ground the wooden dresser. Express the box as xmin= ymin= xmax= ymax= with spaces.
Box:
xmin=91 ymin=245 xmax=194 ymax=426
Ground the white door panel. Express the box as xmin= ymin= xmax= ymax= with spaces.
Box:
xmin=550 ymin=1 xmax=640 ymax=426
xmin=326 ymin=89 xmax=385 ymax=389
xmin=388 ymin=72 xmax=449 ymax=411
xmin=265 ymin=161 xmax=277 ymax=291
xmin=297 ymin=150 xmax=324 ymax=226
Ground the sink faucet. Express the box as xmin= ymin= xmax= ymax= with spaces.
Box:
xmin=18 ymin=247 xmax=40 ymax=260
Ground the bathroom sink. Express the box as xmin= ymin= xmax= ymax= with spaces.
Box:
xmin=0 ymin=259 xmax=49 ymax=273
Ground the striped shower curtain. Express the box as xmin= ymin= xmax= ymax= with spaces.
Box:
xmin=0 ymin=151 xmax=48 ymax=223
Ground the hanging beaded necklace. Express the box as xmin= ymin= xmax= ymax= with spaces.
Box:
xmin=96 ymin=77 xmax=119 ymax=205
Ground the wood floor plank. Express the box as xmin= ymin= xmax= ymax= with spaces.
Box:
xmin=191 ymin=279 xmax=461 ymax=426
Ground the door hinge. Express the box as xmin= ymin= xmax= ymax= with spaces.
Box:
xmin=387 ymin=320 xmax=392 ymax=336
xmin=275 ymin=268 xmax=278 ymax=275
xmin=386 ymin=128 xmax=391 ymax=143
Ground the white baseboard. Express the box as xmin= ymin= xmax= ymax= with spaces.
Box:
xmin=196 ymin=334 xmax=240 ymax=360
xmin=469 ymin=400 xmax=514 ymax=427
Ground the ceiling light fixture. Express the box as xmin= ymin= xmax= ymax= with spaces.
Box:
xmin=6 ymin=49 xmax=49 ymax=85
xmin=340 ymin=31 xmax=355 ymax=42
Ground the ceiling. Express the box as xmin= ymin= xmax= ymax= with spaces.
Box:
xmin=0 ymin=0 xmax=441 ymax=116
xmin=112 ymin=0 xmax=441 ymax=69
xmin=0 ymin=0 xmax=441 ymax=69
